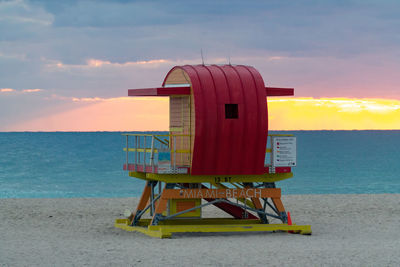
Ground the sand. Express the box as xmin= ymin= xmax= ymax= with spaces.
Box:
xmin=1 ymin=194 xmax=400 ymax=266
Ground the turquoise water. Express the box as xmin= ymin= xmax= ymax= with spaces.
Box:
xmin=0 ymin=131 xmax=399 ymax=198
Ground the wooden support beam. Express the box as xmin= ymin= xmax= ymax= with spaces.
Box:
xmin=128 ymin=87 xmax=190 ymax=96
xmin=129 ymin=181 xmax=152 ymax=223
xmin=266 ymin=87 xmax=294 ymax=97
xmin=271 ymin=197 xmax=286 ymax=213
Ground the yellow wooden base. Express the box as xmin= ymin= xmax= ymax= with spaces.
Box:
xmin=115 ymin=218 xmax=312 ymax=238
xmin=169 ymin=198 xmax=202 ymax=218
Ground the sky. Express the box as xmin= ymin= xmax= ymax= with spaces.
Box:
xmin=1 ymin=0 xmax=400 ymax=131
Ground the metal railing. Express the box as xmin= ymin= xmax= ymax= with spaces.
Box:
xmin=122 ymin=133 xmax=191 ymax=173
xmin=123 ymin=133 xmax=294 ymax=173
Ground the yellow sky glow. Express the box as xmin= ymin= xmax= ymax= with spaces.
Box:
xmin=7 ymin=97 xmax=400 ymax=131
xmin=268 ymin=98 xmax=400 ymax=130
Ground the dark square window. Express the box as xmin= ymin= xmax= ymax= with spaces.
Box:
xmin=225 ymin=104 xmax=238 ymax=119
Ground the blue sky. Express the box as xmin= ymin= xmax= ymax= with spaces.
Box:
xmin=1 ymin=0 xmax=400 ymax=130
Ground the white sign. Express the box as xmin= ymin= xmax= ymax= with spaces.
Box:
xmin=272 ymin=136 xmax=297 ymax=167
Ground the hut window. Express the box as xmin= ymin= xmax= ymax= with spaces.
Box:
xmin=225 ymin=104 xmax=238 ymax=119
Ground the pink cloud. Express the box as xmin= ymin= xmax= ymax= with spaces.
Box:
xmin=22 ymin=89 xmax=43 ymax=93
xmin=0 ymin=88 xmax=43 ymax=93
xmin=0 ymin=88 xmax=15 ymax=92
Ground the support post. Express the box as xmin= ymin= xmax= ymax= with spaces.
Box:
xmin=150 ymin=135 xmax=155 ymax=173
xmin=173 ymin=136 xmax=176 ymax=171
xmin=143 ymin=136 xmax=146 ymax=172
xmin=150 ymin=183 xmax=176 ymax=225
xmin=135 ymin=135 xmax=138 ymax=169
xmin=129 ymin=181 xmax=152 ymax=225
xmin=244 ymin=182 xmax=267 ymax=223
xmin=150 ymin=181 xmax=155 ymax=216
xmin=126 ymin=135 xmax=129 ymax=170
xmin=271 ymin=197 xmax=287 ymax=223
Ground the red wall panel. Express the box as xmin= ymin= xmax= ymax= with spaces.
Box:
xmin=163 ymin=65 xmax=268 ymax=175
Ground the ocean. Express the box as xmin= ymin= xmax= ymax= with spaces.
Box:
xmin=1 ymin=131 xmax=399 ymax=198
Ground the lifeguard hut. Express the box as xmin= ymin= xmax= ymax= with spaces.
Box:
xmin=115 ymin=64 xmax=311 ymax=238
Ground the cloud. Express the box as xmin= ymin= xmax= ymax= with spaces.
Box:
xmin=0 ymin=88 xmax=43 ymax=93
xmin=45 ymin=57 xmax=233 ymax=72
xmin=47 ymin=58 xmax=171 ymax=70
xmin=4 ymin=0 xmax=399 ymax=61
xmin=33 ymin=0 xmax=181 ymax=28
xmin=0 ymin=0 xmax=53 ymax=25
xmin=22 ymin=88 xmax=43 ymax=93
xmin=0 ymin=0 xmax=53 ymax=41
xmin=0 ymin=52 xmax=26 ymax=60
xmin=0 ymin=13 xmax=52 ymax=26
xmin=0 ymin=88 xmax=15 ymax=92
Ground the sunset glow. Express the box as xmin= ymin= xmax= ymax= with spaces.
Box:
xmin=268 ymin=98 xmax=400 ymax=130
xmin=7 ymin=97 xmax=400 ymax=131
xmin=2 ymin=1 xmax=400 ymax=132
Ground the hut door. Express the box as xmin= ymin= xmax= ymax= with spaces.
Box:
xmin=170 ymin=96 xmax=191 ymax=166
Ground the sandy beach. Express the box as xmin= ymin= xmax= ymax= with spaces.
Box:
xmin=1 ymin=194 xmax=399 ymax=266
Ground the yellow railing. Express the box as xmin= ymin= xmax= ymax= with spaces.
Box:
xmin=123 ymin=133 xmax=294 ymax=172
xmin=122 ymin=133 xmax=191 ymax=172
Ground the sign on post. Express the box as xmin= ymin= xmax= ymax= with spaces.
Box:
xmin=271 ymin=136 xmax=297 ymax=167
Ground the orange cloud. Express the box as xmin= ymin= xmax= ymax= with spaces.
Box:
xmin=22 ymin=89 xmax=43 ymax=93
xmin=7 ymin=97 xmax=400 ymax=131
xmin=0 ymin=88 xmax=15 ymax=92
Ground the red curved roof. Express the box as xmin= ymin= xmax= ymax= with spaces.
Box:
xmin=163 ymin=65 xmax=268 ymax=175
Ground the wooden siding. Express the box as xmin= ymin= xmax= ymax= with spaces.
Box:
xmin=169 ymin=95 xmax=191 ymax=166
